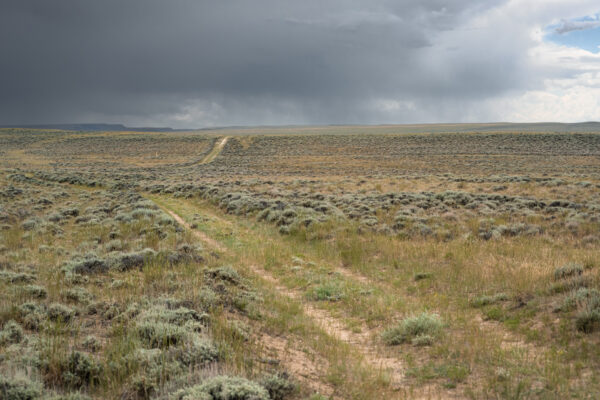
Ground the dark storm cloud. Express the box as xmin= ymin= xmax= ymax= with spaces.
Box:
xmin=0 ymin=0 xmax=551 ymax=127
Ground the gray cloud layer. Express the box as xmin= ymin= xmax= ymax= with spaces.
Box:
xmin=0 ymin=1 xmax=593 ymax=127
xmin=555 ymin=18 xmax=600 ymax=34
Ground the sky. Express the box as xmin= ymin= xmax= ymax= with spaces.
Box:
xmin=1 ymin=1 xmax=599 ymax=128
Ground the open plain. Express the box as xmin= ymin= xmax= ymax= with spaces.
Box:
xmin=1 ymin=125 xmax=600 ymax=399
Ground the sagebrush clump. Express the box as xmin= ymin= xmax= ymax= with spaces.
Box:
xmin=0 ymin=375 xmax=42 ymax=400
xmin=471 ymin=293 xmax=508 ymax=308
xmin=173 ymin=376 xmax=270 ymax=400
xmin=554 ymin=263 xmax=584 ymax=281
xmin=382 ymin=313 xmax=444 ymax=346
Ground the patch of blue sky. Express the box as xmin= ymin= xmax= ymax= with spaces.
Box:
xmin=545 ymin=13 xmax=600 ymax=53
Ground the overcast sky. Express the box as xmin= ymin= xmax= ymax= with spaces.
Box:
xmin=1 ymin=1 xmax=599 ymax=128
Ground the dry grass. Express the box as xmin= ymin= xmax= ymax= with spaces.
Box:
xmin=1 ymin=127 xmax=600 ymax=399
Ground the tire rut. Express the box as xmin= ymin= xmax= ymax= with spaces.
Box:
xmin=158 ymin=204 xmax=337 ymax=395
xmin=158 ymin=204 xmax=406 ymax=389
xmin=252 ymin=264 xmax=405 ymax=387
xmin=164 ymin=208 xmax=226 ymax=252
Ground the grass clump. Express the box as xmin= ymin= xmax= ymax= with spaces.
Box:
xmin=471 ymin=293 xmax=508 ymax=308
xmin=47 ymin=303 xmax=75 ymax=323
xmin=82 ymin=335 xmax=101 ymax=352
xmin=64 ymin=287 xmax=93 ymax=304
xmin=21 ymin=218 xmax=39 ymax=231
xmin=137 ymin=322 xmax=187 ymax=348
xmin=555 ymin=287 xmax=600 ymax=333
xmin=0 ymin=270 xmax=36 ymax=284
xmin=61 ymin=351 xmax=102 ymax=388
xmin=549 ymin=275 xmax=590 ymax=294
xmin=122 ymin=334 xmax=219 ymax=398
xmin=406 ymin=362 xmax=470 ymax=389
xmin=135 ymin=303 xmax=212 ymax=350
xmin=411 ymin=334 xmax=435 ymax=346
xmin=483 ymin=306 xmax=506 ymax=321
xmin=0 ymin=320 xmax=24 ymax=345
xmin=260 ymin=372 xmax=297 ymax=400
xmin=137 ymin=303 xmax=209 ymax=328
xmin=554 ymin=263 xmax=584 ymax=281
xmin=566 ymin=288 xmax=600 ymax=333
xmin=21 ymin=285 xmax=47 ymax=299
xmin=47 ymin=393 xmax=92 ymax=400
xmin=65 ymin=257 xmax=108 ymax=275
xmin=204 ymin=266 xmax=241 ymax=285
xmin=560 ymin=288 xmax=600 ymax=312
xmin=19 ymin=302 xmax=46 ymax=330
xmin=576 ymin=310 xmax=600 ymax=333
xmin=124 ymin=349 xmax=177 ymax=399
xmin=307 ymin=282 xmax=345 ymax=302
xmin=382 ymin=312 xmax=443 ymax=346
xmin=40 ymin=348 xmax=102 ymax=390
xmin=173 ymin=376 xmax=270 ymax=400
xmin=107 ymin=249 xmax=156 ymax=272
xmin=413 ymin=272 xmax=433 ymax=281
xmin=172 ymin=335 xmax=220 ymax=366
xmin=0 ymin=375 xmax=42 ymax=400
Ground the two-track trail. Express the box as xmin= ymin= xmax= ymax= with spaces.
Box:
xmin=161 ymin=207 xmax=337 ymax=396
xmin=198 ymin=136 xmax=229 ymax=165
xmin=157 ymin=204 xmax=407 ymax=392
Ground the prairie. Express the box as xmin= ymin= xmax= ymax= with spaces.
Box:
xmin=1 ymin=126 xmax=599 ymax=399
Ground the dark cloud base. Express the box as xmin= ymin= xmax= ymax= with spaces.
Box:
xmin=0 ymin=1 xmax=585 ymax=126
